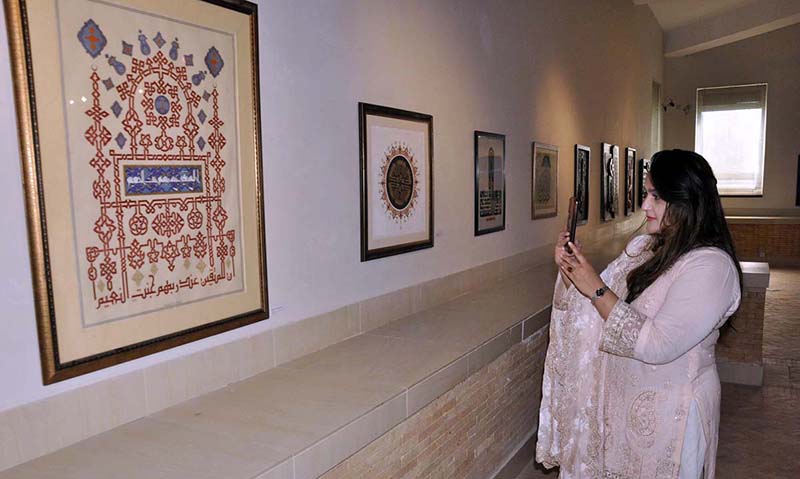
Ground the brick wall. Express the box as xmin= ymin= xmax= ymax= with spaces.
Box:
xmin=729 ymin=223 xmax=800 ymax=262
xmin=320 ymin=330 xmax=548 ymax=479
xmin=716 ymin=288 xmax=765 ymax=365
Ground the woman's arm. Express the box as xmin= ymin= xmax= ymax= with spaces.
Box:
xmin=599 ymin=252 xmax=740 ymax=364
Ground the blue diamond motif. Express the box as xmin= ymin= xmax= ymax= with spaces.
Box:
xmin=198 ymin=110 xmax=207 ymax=124
xmin=204 ymin=46 xmax=224 ymax=78
xmin=77 ymin=19 xmax=107 ymax=58
xmin=121 ymin=41 xmax=133 ymax=56
xmin=203 ymin=91 xmax=210 ymax=102
xmin=110 ymin=101 xmax=122 ymax=118
xmin=115 ymin=133 xmax=126 ymax=148
xmin=153 ymin=32 xmax=166 ymax=49
xmin=197 ymin=137 xmax=206 ymax=151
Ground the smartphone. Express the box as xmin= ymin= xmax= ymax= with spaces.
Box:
xmin=565 ymin=196 xmax=578 ymax=254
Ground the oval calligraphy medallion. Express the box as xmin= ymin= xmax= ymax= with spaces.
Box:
xmin=385 ymin=155 xmax=414 ymax=210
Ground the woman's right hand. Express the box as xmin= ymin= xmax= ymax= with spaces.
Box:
xmin=554 ymin=230 xmax=574 ymax=288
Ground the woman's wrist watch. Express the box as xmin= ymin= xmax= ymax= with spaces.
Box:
xmin=590 ymin=285 xmax=609 ymax=304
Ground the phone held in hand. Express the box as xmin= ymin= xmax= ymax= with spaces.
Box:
xmin=566 ymin=196 xmax=578 ymax=254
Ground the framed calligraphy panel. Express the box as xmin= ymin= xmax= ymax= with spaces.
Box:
xmin=532 ymin=142 xmax=558 ymax=220
xmin=7 ymin=0 xmax=268 ymax=383
xmin=474 ymin=131 xmax=506 ymax=236
xmin=640 ymin=157 xmax=651 ymax=207
xmin=359 ymin=103 xmax=433 ymax=261
xmin=600 ymin=143 xmax=619 ymax=223
xmin=624 ymin=147 xmax=636 ymax=216
xmin=574 ymin=144 xmax=590 ymax=226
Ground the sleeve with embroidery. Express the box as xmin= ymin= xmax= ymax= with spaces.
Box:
xmin=552 ymin=273 xmax=574 ymax=311
xmin=600 ymin=250 xmax=740 ymax=364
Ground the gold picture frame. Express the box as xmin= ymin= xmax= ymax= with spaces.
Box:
xmin=5 ymin=0 xmax=268 ymax=384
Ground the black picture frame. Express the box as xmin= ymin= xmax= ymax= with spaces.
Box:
xmin=574 ymin=144 xmax=590 ymax=225
xmin=796 ymin=155 xmax=800 ymax=207
xmin=600 ymin=143 xmax=619 ymax=222
xmin=359 ymin=102 xmax=434 ymax=261
xmin=624 ymin=147 xmax=636 ymax=216
xmin=474 ymin=131 xmax=506 ymax=236
xmin=639 ymin=158 xmax=651 ymax=207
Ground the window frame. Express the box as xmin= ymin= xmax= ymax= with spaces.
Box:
xmin=694 ymin=83 xmax=768 ymax=198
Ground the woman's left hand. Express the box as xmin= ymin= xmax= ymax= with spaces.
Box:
xmin=558 ymin=242 xmax=606 ymax=299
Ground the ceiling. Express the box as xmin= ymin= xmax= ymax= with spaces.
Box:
xmin=642 ymin=0 xmax=760 ymax=31
xmin=636 ymin=0 xmax=800 ymax=57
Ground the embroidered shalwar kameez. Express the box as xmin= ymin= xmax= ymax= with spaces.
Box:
xmin=536 ymin=235 xmax=740 ymax=479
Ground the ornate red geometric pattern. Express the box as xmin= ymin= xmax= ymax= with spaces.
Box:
xmin=82 ymin=38 xmax=236 ymax=310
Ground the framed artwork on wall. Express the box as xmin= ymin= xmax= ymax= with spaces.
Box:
xmin=600 ymin=143 xmax=620 ymax=222
xmin=574 ymin=144 xmax=590 ymax=225
xmin=6 ymin=0 xmax=268 ymax=383
xmin=624 ymin=147 xmax=636 ymax=216
xmin=639 ymin=158 xmax=651 ymax=207
xmin=532 ymin=142 xmax=559 ymax=220
xmin=474 ymin=131 xmax=506 ymax=236
xmin=359 ymin=102 xmax=433 ymax=261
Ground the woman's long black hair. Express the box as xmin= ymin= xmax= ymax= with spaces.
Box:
xmin=626 ymin=150 xmax=743 ymax=331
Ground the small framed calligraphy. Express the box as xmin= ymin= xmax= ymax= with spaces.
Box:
xmin=625 ymin=147 xmax=636 ymax=216
xmin=6 ymin=0 xmax=268 ymax=383
xmin=359 ymin=103 xmax=434 ymax=261
xmin=532 ymin=142 xmax=559 ymax=220
xmin=601 ymin=143 xmax=620 ymax=222
xmin=574 ymin=144 xmax=590 ymax=226
xmin=474 ymin=131 xmax=506 ymax=236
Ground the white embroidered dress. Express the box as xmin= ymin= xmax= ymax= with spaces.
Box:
xmin=536 ymin=235 xmax=740 ymax=479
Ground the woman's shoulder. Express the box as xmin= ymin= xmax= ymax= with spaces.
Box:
xmin=623 ymin=234 xmax=654 ymax=256
xmin=675 ymin=246 xmax=738 ymax=276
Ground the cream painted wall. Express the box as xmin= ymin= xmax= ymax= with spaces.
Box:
xmin=663 ymin=22 xmax=800 ymax=215
xmin=0 ymin=0 xmax=662 ymax=411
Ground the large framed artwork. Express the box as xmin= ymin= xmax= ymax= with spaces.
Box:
xmin=474 ymin=131 xmax=506 ymax=236
xmin=574 ymin=144 xmax=590 ymax=225
xmin=359 ymin=103 xmax=433 ymax=261
xmin=600 ymin=143 xmax=619 ymax=222
xmin=639 ymin=157 xmax=651 ymax=207
xmin=624 ymin=147 xmax=636 ymax=216
xmin=6 ymin=0 xmax=268 ymax=383
xmin=532 ymin=142 xmax=558 ymax=220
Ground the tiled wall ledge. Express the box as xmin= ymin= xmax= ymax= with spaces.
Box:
xmin=727 ymin=219 xmax=800 ymax=265
xmin=0 ymin=261 xmax=559 ymax=478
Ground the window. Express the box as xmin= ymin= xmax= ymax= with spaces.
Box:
xmin=651 ymin=81 xmax=662 ymax=154
xmin=695 ymin=83 xmax=767 ymax=196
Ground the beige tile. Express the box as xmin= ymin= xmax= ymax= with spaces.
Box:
xmin=407 ymin=356 xmax=469 ymax=415
xmin=468 ymin=331 xmax=512 ymax=374
xmin=84 ymin=370 xmax=146 ymax=437
xmin=0 ymin=410 xmax=21 ymax=473
xmin=0 ymin=387 xmax=89 ymax=473
xmin=238 ymin=330 xmax=276 ymax=380
xmin=280 ymin=333 xmax=467 ymax=391
xmin=371 ymin=305 xmax=501 ymax=350
xmin=253 ymin=458 xmax=293 ymax=479
xmin=144 ymin=354 xmax=195 ymax=414
xmin=468 ymin=260 xmax=505 ymax=291
xmin=0 ymin=417 xmax=280 ymax=479
xmin=293 ymin=393 xmax=406 ymax=479
xmin=152 ymin=366 xmax=400 ymax=458
xmin=413 ymin=273 xmax=466 ymax=313
xmin=275 ymin=304 xmax=359 ymax=365
xmin=359 ymin=286 xmax=415 ymax=333
xmin=523 ymin=306 xmax=552 ymax=340
xmin=510 ymin=323 xmax=523 ymax=344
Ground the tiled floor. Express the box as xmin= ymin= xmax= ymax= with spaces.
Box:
xmin=510 ymin=267 xmax=800 ymax=479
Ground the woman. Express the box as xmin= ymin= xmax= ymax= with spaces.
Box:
xmin=536 ymin=150 xmax=742 ymax=479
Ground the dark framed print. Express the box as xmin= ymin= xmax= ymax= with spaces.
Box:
xmin=7 ymin=0 xmax=268 ymax=383
xmin=796 ymin=155 xmax=800 ymax=207
xmin=359 ymin=103 xmax=433 ymax=261
xmin=474 ymin=131 xmax=506 ymax=236
xmin=532 ymin=142 xmax=559 ymax=219
xmin=574 ymin=144 xmax=590 ymax=225
xmin=639 ymin=158 xmax=651 ymax=207
xmin=624 ymin=147 xmax=636 ymax=216
xmin=600 ymin=143 xmax=620 ymax=222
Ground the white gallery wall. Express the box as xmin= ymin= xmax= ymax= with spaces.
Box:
xmin=0 ymin=0 xmax=662 ymax=411
xmin=664 ymin=22 xmax=800 ymax=215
